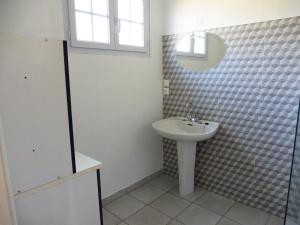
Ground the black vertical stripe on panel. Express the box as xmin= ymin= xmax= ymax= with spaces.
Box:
xmin=284 ymin=99 xmax=300 ymax=224
xmin=97 ymin=169 xmax=104 ymax=225
xmin=63 ymin=40 xmax=76 ymax=174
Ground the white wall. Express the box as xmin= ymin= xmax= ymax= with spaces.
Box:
xmin=163 ymin=0 xmax=300 ymax=34
xmin=69 ymin=1 xmax=164 ymax=197
xmin=0 ymin=0 xmax=65 ymax=39
xmin=0 ymin=0 xmax=163 ymax=198
xmin=4 ymin=0 xmax=298 ymax=200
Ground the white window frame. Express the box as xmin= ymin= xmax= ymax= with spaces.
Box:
xmin=177 ymin=32 xmax=208 ymax=58
xmin=67 ymin=0 xmax=150 ymax=53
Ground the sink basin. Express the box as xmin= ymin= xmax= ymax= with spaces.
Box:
xmin=152 ymin=117 xmax=219 ymax=142
xmin=152 ymin=117 xmax=219 ymax=195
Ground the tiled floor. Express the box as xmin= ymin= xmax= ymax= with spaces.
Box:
xmin=103 ymin=174 xmax=285 ymax=225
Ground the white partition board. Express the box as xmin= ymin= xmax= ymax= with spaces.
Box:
xmin=14 ymin=172 xmax=100 ymax=225
xmin=0 ymin=34 xmax=72 ymax=194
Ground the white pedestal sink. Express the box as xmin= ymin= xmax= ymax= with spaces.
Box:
xmin=152 ymin=117 xmax=219 ymax=195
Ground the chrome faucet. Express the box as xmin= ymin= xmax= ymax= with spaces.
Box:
xmin=185 ymin=102 xmax=197 ymax=122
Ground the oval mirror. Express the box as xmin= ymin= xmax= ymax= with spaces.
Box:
xmin=176 ymin=32 xmax=227 ymax=72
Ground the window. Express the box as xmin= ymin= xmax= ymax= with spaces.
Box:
xmin=68 ymin=0 xmax=149 ymax=52
xmin=177 ymin=32 xmax=207 ymax=58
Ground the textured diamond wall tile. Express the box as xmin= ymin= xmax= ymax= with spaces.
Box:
xmin=162 ymin=16 xmax=300 ymax=217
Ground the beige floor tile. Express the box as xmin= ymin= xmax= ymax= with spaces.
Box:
xmin=167 ymin=220 xmax=185 ymax=225
xmin=149 ymin=174 xmax=178 ymax=191
xmin=105 ymin=195 xmax=145 ymax=220
xmin=129 ymin=184 xmax=165 ymax=204
xmin=169 ymin=186 xmax=206 ymax=202
xmin=103 ymin=209 xmax=121 ymax=225
xmin=176 ymin=204 xmax=222 ymax=225
xmin=151 ymin=193 xmax=190 ymax=218
xmin=195 ymin=192 xmax=235 ymax=215
xmin=266 ymin=215 xmax=284 ymax=225
xmin=125 ymin=206 xmax=171 ymax=225
xmin=217 ymin=217 xmax=241 ymax=225
xmin=226 ymin=203 xmax=270 ymax=225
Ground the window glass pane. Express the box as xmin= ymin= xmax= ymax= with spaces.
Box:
xmin=194 ymin=36 xmax=206 ymax=54
xmin=92 ymin=0 xmax=108 ymax=16
xmin=72 ymin=0 xmax=147 ymax=50
xmin=75 ymin=12 xmax=92 ymax=41
xmin=177 ymin=35 xmax=191 ymax=53
xmin=130 ymin=0 xmax=144 ymax=23
xmin=93 ymin=16 xmax=110 ymax=43
xmin=75 ymin=0 xmax=91 ymax=12
xmin=118 ymin=0 xmax=130 ymax=20
xmin=119 ymin=20 xmax=131 ymax=46
xmin=131 ymin=23 xmax=144 ymax=47
xmin=119 ymin=21 xmax=144 ymax=47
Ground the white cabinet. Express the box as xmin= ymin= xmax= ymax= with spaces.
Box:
xmin=15 ymin=170 xmax=101 ymax=225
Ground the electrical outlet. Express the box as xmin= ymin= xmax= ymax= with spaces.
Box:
xmin=163 ymin=80 xmax=170 ymax=87
xmin=164 ymin=87 xmax=170 ymax=95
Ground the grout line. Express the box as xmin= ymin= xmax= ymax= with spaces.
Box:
xmin=122 ymin=204 xmax=148 ymax=222
xmin=216 ymin=216 xmax=243 ymax=225
xmin=148 ymin=197 xmax=190 ymax=220
xmin=103 ymin=208 xmax=124 ymax=223
xmin=103 ymin=170 xmax=164 ymax=205
xmin=216 ymin=203 xmax=243 ymax=225
xmin=103 ymin=207 xmax=125 ymax=222
xmin=166 ymin=186 xmax=207 ymax=203
xmin=105 ymin=174 xmax=175 ymax=223
xmin=117 ymin=221 xmax=129 ymax=225
xmin=190 ymin=189 xmax=207 ymax=203
xmin=192 ymin=200 xmax=234 ymax=218
xmin=128 ymin=188 xmax=167 ymax=205
xmin=222 ymin=201 xmax=237 ymax=216
xmin=124 ymin=187 xmax=191 ymax=223
xmin=264 ymin=214 xmax=272 ymax=225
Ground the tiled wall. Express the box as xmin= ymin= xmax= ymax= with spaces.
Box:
xmin=162 ymin=17 xmax=300 ymax=217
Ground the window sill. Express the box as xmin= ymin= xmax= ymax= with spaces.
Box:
xmin=67 ymin=43 xmax=151 ymax=57
xmin=67 ymin=40 xmax=150 ymax=57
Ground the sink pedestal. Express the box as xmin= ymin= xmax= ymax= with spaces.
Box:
xmin=177 ymin=141 xmax=196 ymax=195
xmin=152 ymin=117 xmax=219 ymax=195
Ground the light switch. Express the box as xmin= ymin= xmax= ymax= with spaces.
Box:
xmin=163 ymin=80 xmax=170 ymax=87
xmin=164 ymin=87 xmax=170 ymax=95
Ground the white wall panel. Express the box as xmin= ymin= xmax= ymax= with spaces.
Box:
xmin=0 ymin=34 xmax=73 ymax=194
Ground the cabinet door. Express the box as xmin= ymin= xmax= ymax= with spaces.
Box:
xmin=0 ymin=34 xmax=73 ymax=194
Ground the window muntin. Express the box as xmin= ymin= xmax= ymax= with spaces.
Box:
xmin=68 ymin=0 xmax=149 ymax=52
xmin=74 ymin=0 xmax=110 ymax=43
xmin=177 ymin=32 xmax=207 ymax=57
xmin=117 ymin=0 xmax=144 ymax=47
